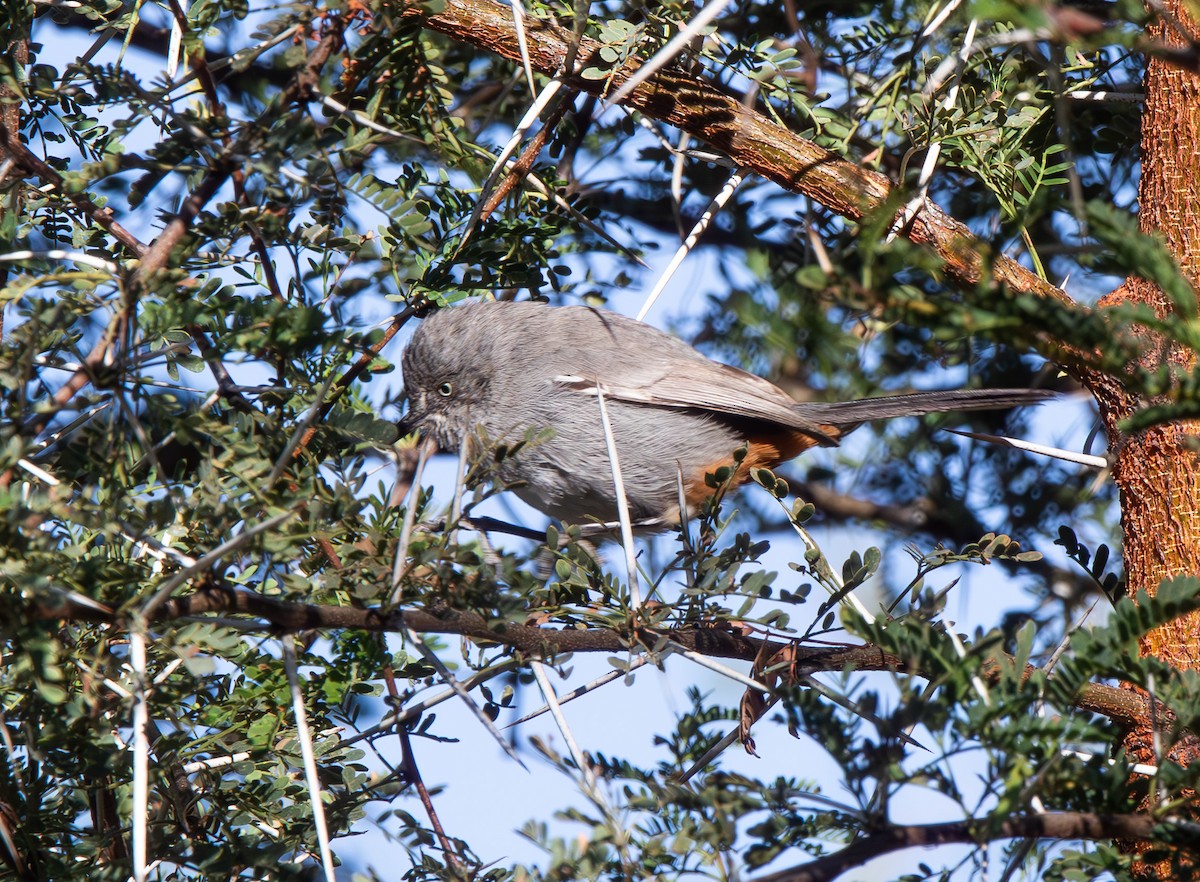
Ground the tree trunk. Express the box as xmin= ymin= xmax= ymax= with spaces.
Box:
xmin=1101 ymin=10 xmax=1200 ymax=661
xmin=1094 ymin=2 xmax=1200 ymax=875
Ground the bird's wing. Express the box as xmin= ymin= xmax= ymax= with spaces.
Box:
xmin=553 ymin=359 xmax=839 ymax=445
xmin=543 ymin=308 xmax=1043 ymax=445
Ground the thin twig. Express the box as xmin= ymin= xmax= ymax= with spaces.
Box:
xmin=508 ymin=0 xmax=538 ymax=94
xmin=0 ymin=248 xmax=119 ymax=273
xmin=529 ymin=661 xmax=598 ymax=792
xmin=670 ymin=131 xmax=691 ymax=237
xmin=321 ymin=95 xmax=425 ymax=143
xmin=345 ymin=658 xmax=522 ymax=745
xmin=669 ymin=644 xmax=769 ymax=693
xmin=796 ymin=674 xmax=924 ymax=749
xmin=788 ymin=522 xmax=875 ymax=625
xmin=380 ymin=660 xmax=465 ymax=873
xmin=266 ymin=372 xmax=340 ymax=490
xmin=390 ymin=439 xmax=434 ymax=606
xmin=141 ymin=509 xmax=298 ymax=617
xmin=946 ymin=429 xmax=1109 ymax=469
xmin=945 ymin=625 xmax=992 ymax=707
xmin=636 ymin=166 xmax=749 ymax=321
xmin=678 ymin=697 xmax=779 ymax=783
xmin=452 ymin=78 xmax=565 ymax=259
xmin=281 ymin=640 xmax=337 ymax=882
xmin=403 ymin=626 xmax=527 ymax=768
xmin=130 ymin=624 xmax=149 ymax=882
xmin=449 ymin=437 xmax=469 ymax=527
xmin=507 ymin=656 xmax=651 ymax=727
xmin=603 ymin=0 xmax=733 ymax=110
xmin=595 ymin=383 xmax=642 ymax=608
xmin=181 ymin=752 xmax=251 ymax=774
xmin=889 ymin=17 xmax=979 ymax=240
xmin=529 ymin=661 xmax=637 ymax=874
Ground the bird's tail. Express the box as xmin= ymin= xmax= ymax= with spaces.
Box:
xmin=794 ymin=388 xmax=1054 ymax=428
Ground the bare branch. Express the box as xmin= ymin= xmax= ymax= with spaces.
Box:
xmin=754 ymin=813 xmax=1178 ymax=882
xmin=32 ymin=582 xmax=1154 ymax=730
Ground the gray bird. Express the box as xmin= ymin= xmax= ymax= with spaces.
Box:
xmin=400 ymin=300 xmax=1049 ymax=527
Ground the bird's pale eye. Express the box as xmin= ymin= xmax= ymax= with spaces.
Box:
xmin=437 ymin=382 xmax=454 ymax=397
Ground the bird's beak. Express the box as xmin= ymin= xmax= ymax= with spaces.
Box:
xmin=397 ymin=393 xmax=425 ymax=439
xmin=396 ymin=413 xmax=419 ymax=438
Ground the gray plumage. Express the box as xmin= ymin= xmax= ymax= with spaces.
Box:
xmin=400 ymin=300 xmax=1050 ymax=526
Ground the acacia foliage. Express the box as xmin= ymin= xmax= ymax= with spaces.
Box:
xmin=1 ymin=1 xmax=1198 ymax=881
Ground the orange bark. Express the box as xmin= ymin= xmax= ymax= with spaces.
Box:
xmin=1092 ymin=2 xmax=1200 ymax=874
xmin=1096 ymin=3 xmax=1200 ymax=663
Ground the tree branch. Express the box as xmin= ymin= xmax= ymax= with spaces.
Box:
xmin=0 ymin=125 xmax=149 ymax=258
xmin=397 ymin=0 xmax=1075 ymax=312
xmin=32 ymin=582 xmax=1154 ymax=729
xmin=754 ymin=813 xmax=1176 ymax=882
